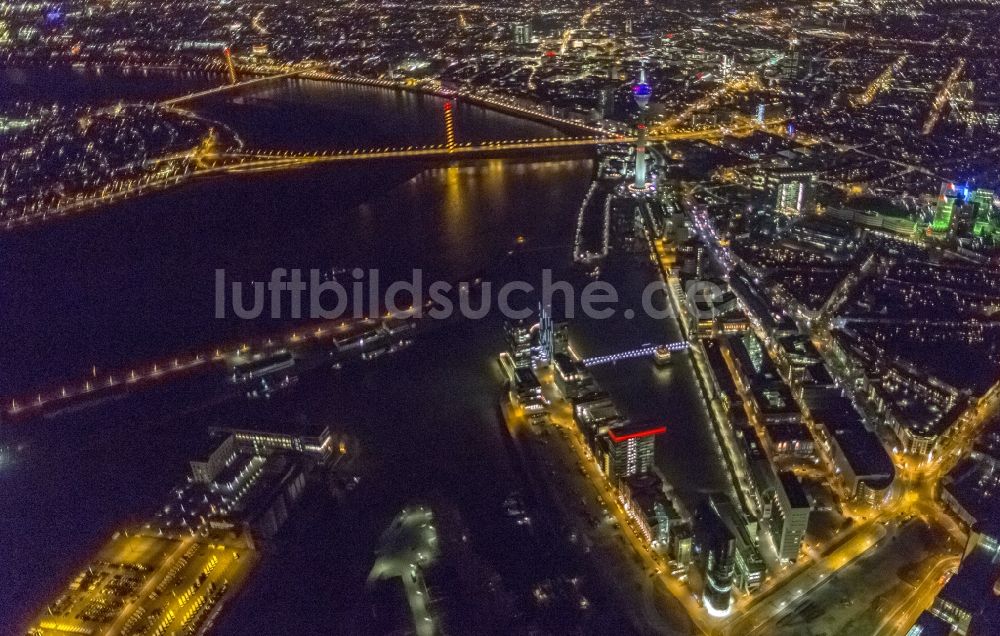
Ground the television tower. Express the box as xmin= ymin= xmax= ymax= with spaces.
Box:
xmin=634 ymin=123 xmax=648 ymax=189
xmin=632 ymin=66 xmax=652 ymax=110
xmin=630 ymin=64 xmax=654 ymax=195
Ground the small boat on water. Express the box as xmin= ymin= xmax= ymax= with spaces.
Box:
xmin=653 ymin=345 xmax=672 ymax=366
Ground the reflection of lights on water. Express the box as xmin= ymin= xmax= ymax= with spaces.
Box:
xmin=0 ymin=444 xmax=22 ymax=472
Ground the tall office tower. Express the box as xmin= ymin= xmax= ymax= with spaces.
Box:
xmin=600 ymin=421 xmax=664 ymax=479
xmin=972 ymin=189 xmax=995 ymax=236
xmin=779 ymin=49 xmax=801 ymax=81
xmin=710 ymin=494 xmax=766 ymax=593
xmin=695 ymin=501 xmax=736 ymax=617
xmin=769 ymin=471 xmax=811 ymax=562
xmin=634 ymin=124 xmax=648 ymax=189
xmin=538 ymin=304 xmax=552 ymax=361
xmin=503 ymin=319 xmax=533 ymax=368
xmin=932 ymin=181 xmax=959 ymax=234
xmin=972 ymin=188 xmax=994 ymax=215
xmin=774 ymin=173 xmax=817 ymax=216
xmin=720 ymin=54 xmax=734 ymax=80
xmin=552 ymin=321 xmax=570 ymax=356
xmin=575 ymin=398 xmax=626 ymax=450
xmin=597 ymin=83 xmax=617 ymax=118
xmin=513 ymin=23 xmax=532 ymax=45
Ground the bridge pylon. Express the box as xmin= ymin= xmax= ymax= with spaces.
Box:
xmin=443 ymin=101 xmax=456 ymax=152
xmin=223 ymin=47 xmax=237 ymax=85
xmin=193 ymin=129 xmax=220 ymax=168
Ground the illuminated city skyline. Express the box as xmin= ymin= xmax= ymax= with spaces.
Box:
xmin=5 ymin=0 xmax=1000 ymax=634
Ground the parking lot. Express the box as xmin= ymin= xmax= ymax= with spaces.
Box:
xmin=27 ymin=529 xmax=256 ymax=636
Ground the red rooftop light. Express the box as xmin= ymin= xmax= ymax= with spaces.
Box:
xmin=607 ymin=426 xmax=666 ymax=443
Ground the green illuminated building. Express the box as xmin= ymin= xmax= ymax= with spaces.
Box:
xmin=972 ymin=189 xmax=995 ymax=236
xmin=932 ymin=196 xmax=956 ymax=234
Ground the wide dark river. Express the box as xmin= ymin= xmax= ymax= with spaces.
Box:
xmin=0 ymin=67 xmax=728 ymax=632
